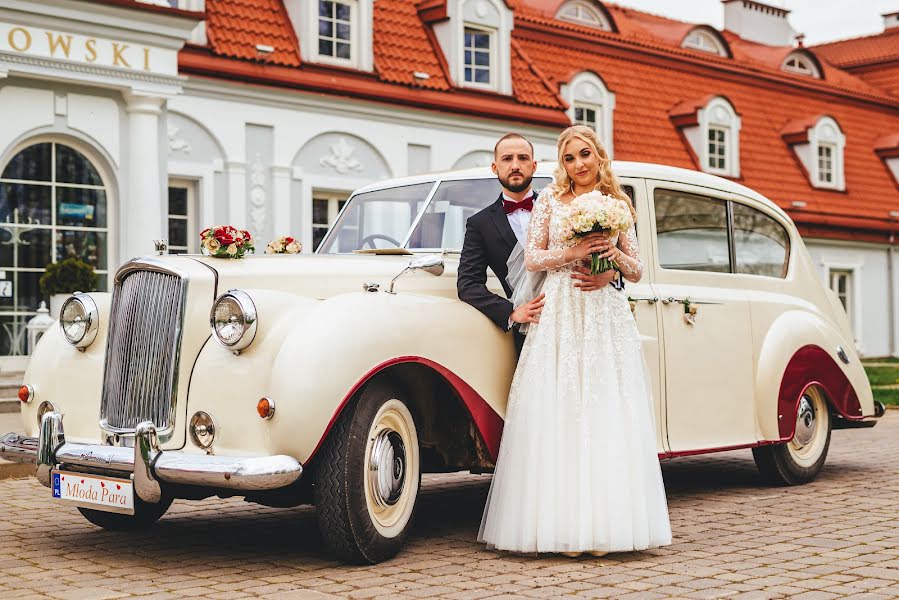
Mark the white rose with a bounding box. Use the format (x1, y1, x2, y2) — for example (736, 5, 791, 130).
(286, 241, 301, 254)
(226, 243, 238, 256)
(205, 237, 221, 253)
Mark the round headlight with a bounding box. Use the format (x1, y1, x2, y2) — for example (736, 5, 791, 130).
(59, 294, 99, 349)
(210, 290, 257, 352)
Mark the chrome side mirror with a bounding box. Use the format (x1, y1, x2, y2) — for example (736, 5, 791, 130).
(387, 255, 445, 294)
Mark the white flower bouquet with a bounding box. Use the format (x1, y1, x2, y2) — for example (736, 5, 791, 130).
(559, 191, 633, 274)
(266, 236, 302, 254)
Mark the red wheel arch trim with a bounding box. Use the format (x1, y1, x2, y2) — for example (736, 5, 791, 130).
(777, 344, 863, 440)
(307, 356, 504, 463)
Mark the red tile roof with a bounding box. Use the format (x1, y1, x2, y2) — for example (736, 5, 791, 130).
(183, 0, 899, 241)
(813, 28, 899, 68)
(205, 0, 300, 67)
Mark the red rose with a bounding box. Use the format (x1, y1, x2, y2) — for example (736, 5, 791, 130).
(216, 229, 234, 245)
(243, 230, 251, 240)
(285, 237, 295, 244)
(200, 227, 211, 238)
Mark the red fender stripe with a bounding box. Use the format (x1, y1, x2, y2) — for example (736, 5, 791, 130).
(777, 345, 863, 440)
(307, 356, 504, 463)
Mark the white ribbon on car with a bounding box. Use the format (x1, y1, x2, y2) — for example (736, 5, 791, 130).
(505, 242, 545, 334)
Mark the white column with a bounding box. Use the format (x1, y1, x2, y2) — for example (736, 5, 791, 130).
(226, 161, 247, 228)
(124, 92, 164, 260)
(271, 165, 292, 237)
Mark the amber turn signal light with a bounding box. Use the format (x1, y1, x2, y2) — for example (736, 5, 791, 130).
(18, 385, 33, 404)
(257, 397, 275, 419)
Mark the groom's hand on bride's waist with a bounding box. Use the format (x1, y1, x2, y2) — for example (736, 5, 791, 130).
(571, 266, 616, 292)
(510, 293, 545, 326)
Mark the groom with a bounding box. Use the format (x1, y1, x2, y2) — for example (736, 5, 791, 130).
(457, 133, 620, 352)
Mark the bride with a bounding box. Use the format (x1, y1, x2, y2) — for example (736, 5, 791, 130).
(478, 125, 672, 555)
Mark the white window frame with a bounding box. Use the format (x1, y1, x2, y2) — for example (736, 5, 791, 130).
(707, 125, 728, 172)
(316, 0, 356, 67)
(560, 71, 616, 158)
(682, 28, 727, 56)
(782, 51, 822, 78)
(462, 26, 495, 89)
(312, 191, 349, 252)
(810, 117, 846, 191)
(817, 144, 834, 185)
(429, 0, 513, 94)
(287, 0, 373, 72)
(698, 96, 741, 178)
(167, 179, 198, 254)
(573, 102, 600, 133)
(555, 0, 612, 30)
(821, 258, 863, 353)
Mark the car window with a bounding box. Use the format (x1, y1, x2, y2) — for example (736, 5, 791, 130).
(654, 188, 730, 273)
(732, 202, 790, 278)
(407, 177, 552, 249)
(318, 182, 435, 253)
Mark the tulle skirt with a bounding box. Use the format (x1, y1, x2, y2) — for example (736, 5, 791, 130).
(478, 271, 672, 553)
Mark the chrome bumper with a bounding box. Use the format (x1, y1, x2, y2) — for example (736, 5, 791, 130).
(0, 412, 302, 504)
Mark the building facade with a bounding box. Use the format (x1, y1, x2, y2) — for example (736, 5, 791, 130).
(0, 0, 897, 367)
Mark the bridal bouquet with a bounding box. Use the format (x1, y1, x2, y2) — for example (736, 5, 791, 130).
(559, 191, 633, 274)
(200, 225, 255, 259)
(266, 236, 302, 254)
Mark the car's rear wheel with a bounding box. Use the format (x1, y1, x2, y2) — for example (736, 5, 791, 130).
(78, 496, 173, 530)
(753, 386, 831, 485)
(314, 381, 421, 564)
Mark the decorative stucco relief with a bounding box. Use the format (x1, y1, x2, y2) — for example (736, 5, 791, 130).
(249, 153, 266, 235)
(320, 137, 364, 174)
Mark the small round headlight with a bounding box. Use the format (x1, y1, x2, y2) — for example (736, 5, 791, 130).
(189, 411, 217, 450)
(210, 290, 257, 352)
(59, 294, 99, 349)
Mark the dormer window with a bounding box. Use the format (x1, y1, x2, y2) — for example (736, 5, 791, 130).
(319, 1, 353, 61)
(782, 50, 822, 78)
(286, 0, 374, 71)
(561, 71, 616, 157)
(669, 95, 741, 178)
(681, 27, 729, 57)
(781, 115, 846, 190)
(425, 0, 513, 94)
(556, 1, 613, 31)
(464, 27, 493, 86)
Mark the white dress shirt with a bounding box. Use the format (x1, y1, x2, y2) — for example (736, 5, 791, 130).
(502, 191, 534, 245)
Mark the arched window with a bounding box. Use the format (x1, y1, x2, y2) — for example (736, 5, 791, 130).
(782, 51, 822, 78)
(681, 27, 729, 57)
(701, 97, 741, 177)
(556, 1, 613, 31)
(0, 141, 108, 355)
(560, 71, 616, 157)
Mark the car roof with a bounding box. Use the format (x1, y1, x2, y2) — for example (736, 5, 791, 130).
(351, 160, 787, 220)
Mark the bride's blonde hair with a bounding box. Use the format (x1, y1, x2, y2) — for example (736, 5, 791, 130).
(551, 125, 636, 221)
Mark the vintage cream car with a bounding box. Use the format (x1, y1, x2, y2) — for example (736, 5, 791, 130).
(0, 161, 884, 564)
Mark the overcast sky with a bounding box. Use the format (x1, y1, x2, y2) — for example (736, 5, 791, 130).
(608, 0, 895, 45)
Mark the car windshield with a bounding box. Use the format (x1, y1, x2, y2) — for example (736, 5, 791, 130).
(318, 182, 436, 254)
(318, 176, 553, 254)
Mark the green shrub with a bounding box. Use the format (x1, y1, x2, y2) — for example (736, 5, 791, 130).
(39, 258, 96, 296)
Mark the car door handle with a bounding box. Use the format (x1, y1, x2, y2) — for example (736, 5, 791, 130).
(661, 297, 721, 305)
(628, 296, 658, 303)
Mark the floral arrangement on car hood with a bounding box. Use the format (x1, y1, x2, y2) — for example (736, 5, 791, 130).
(266, 236, 302, 254)
(200, 226, 255, 259)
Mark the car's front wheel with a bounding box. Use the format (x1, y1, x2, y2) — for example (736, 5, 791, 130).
(78, 495, 173, 530)
(314, 380, 421, 564)
(753, 386, 832, 485)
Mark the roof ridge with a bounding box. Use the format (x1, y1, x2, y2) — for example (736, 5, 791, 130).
(813, 26, 899, 50)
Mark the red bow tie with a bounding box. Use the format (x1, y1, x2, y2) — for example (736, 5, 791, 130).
(503, 196, 534, 215)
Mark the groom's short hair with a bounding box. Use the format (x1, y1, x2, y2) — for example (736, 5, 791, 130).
(494, 133, 534, 159)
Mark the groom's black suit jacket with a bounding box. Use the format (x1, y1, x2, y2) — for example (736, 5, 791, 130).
(457, 194, 520, 332)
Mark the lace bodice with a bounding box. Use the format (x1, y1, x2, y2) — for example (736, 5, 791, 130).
(524, 188, 643, 282)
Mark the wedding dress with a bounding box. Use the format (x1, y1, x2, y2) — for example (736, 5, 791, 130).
(478, 188, 672, 554)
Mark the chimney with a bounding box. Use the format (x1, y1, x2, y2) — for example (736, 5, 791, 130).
(722, 0, 797, 46)
(885, 11, 899, 30)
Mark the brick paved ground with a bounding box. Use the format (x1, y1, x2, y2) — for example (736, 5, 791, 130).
(1, 413, 897, 600)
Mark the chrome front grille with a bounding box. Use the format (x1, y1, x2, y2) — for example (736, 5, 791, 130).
(100, 268, 185, 432)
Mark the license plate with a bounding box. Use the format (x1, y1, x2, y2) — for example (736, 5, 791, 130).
(52, 470, 135, 515)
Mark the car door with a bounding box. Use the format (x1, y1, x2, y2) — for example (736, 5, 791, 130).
(646, 180, 756, 453)
(620, 178, 667, 454)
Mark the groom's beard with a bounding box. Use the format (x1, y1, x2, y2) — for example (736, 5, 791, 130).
(499, 173, 533, 194)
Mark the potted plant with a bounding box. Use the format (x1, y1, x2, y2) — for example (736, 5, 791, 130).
(39, 258, 97, 319)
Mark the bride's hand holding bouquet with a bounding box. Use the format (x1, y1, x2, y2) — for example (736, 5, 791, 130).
(559, 191, 633, 274)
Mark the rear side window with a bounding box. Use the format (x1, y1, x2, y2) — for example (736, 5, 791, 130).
(654, 189, 730, 273)
(732, 203, 790, 278)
